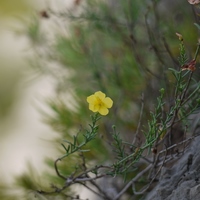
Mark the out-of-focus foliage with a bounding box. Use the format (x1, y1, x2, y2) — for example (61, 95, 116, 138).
(0, 0, 36, 119)
(0, 0, 34, 19)
(0, 67, 21, 118)
(0, 1, 41, 200)
(39, 0, 199, 137)
(7, 0, 200, 199)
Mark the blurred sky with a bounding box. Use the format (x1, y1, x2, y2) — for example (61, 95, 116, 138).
(0, 0, 75, 184)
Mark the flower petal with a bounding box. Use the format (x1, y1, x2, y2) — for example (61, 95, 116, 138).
(98, 106, 109, 115)
(103, 97, 113, 108)
(95, 91, 105, 100)
(89, 104, 95, 112)
(87, 95, 96, 104)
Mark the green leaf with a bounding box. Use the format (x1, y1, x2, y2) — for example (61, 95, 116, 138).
(78, 149, 90, 152)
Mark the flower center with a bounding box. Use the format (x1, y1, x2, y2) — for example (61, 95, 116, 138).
(96, 97, 103, 106)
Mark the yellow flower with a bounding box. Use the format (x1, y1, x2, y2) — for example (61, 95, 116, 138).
(87, 91, 113, 116)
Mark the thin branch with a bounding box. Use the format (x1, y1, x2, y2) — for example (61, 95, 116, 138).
(72, 165, 111, 181)
(70, 174, 106, 183)
(132, 93, 144, 146)
(157, 134, 198, 157)
(79, 182, 112, 200)
(113, 164, 152, 200)
(162, 36, 179, 66)
(132, 145, 168, 195)
(54, 158, 67, 180)
(89, 178, 113, 200)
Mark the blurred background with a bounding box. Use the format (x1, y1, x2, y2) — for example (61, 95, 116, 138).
(0, 0, 76, 198)
(0, 0, 200, 199)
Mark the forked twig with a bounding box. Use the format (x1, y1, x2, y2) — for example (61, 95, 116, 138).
(113, 164, 152, 200)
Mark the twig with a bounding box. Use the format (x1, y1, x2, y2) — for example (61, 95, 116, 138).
(89, 179, 113, 200)
(132, 145, 168, 195)
(54, 158, 67, 180)
(69, 174, 106, 183)
(71, 165, 111, 181)
(162, 36, 179, 66)
(132, 93, 144, 146)
(157, 134, 198, 157)
(78, 182, 110, 199)
(113, 164, 152, 200)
